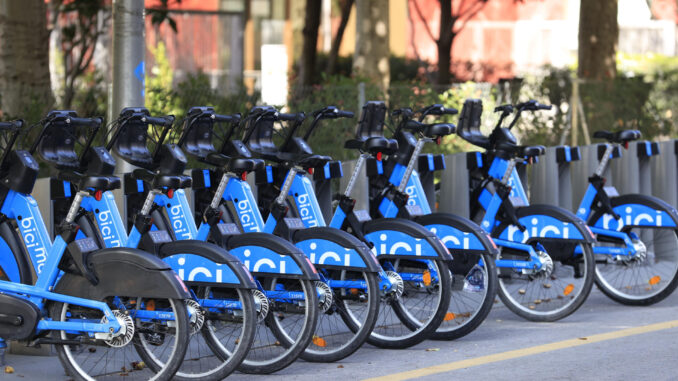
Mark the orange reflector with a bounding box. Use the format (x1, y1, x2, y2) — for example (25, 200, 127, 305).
(350, 288, 359, 295)
(444, 312, 456, 321)
(146, 299, 156, 311)
(94, 190, 102, 201)
(167, 189, 174, 199)
(563, 284, 574, 296)
(312, 336, 327, 347)
(422, 270, 432, 286)
(649, 276, 661, 285)
(241, 171, 247, 181)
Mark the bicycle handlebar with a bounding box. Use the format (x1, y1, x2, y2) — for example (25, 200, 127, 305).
(515, 100, 552, 111)
(0, 120, 23, 131)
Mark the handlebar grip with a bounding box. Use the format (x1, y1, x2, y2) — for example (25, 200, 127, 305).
(443, 107, 458, 115)
(214, 114, 234, 123)
(0, 120, 23, 130)
(337, 110, 354, 118)
(145, 115, 174, 126)
(68, 117, 102, 127)
(405, 120, 424, 130)
(538, 104, 552, 110)
(279, 112, 304, 121)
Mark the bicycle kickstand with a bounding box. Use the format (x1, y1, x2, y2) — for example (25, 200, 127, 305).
(0, 338, 6, 366)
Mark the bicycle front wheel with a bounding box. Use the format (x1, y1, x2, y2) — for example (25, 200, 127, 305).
(138, 286, 256, 381)
(368, 258, 451, 349)
(432, 252, 497, 340)
(498, 242, 594, 321)
(238, 276, 318, 374)
(301, 268, 379, 362)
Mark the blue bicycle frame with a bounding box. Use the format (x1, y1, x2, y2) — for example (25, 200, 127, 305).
(0, 189, 155, 351)
(573, 143, 677, 257)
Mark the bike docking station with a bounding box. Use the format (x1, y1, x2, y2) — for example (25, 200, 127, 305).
(651, 140, 678, 208)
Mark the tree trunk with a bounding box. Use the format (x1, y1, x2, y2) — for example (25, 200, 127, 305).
(326, 0, 354, 75)
(578, 0, 618, 80)
(436, 0, 455, 85)
(0, 0, 54, 118)
(297, 0, 322, 90)
(353, 0, 389, 90)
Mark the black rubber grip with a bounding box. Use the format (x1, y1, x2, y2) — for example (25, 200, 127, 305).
(338, 110, 354, 118)
(69, 117, 102, 127)
(538, 104, 552, 110)
(278, 113, 300, 121)
(444, 107, 458, 115)
(214, 114, 233, 123)
(0, 120, 22, 130)
(145, 116, 174, 126)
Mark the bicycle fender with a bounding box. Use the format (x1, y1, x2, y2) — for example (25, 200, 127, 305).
(158, 240, 256, 289)
(588, 194, 678, 231)
(54, 247, 190, 300)
(494, 204, 595, 244)
(293, 227, 382, 273)
(363, 218, 453, 262)
(0, 220, 34, 284)
(226, 233, 320, 281)
(416, 213, 499, 256)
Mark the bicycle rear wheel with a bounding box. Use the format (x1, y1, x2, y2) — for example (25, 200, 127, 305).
(594, 227, 678, 305)
(51, 296, 189, 381)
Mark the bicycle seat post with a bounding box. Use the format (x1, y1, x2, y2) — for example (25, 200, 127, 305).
(595, 143, 616, 177)
(397, 138, 426, 192)
(276, 167, 297, 205)
(209, 172, 234, 209)
(501, 158, 519, 185)
(344, 153, 369, 197)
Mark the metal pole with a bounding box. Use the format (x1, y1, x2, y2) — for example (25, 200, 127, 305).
(111, 0, 145, 133)
(111, 0, 145, 223)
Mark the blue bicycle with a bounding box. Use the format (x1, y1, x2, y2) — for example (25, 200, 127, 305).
(65, 108, 321, 374)
(244, 105, 457, 348)
(0, 117, 192, 380)
(576, 130, 678, 305)
(459, 99, 596, 321)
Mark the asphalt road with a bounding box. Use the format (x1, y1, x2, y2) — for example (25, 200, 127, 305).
(4, 287, 678, 380)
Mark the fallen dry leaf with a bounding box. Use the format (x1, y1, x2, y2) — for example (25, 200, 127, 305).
(337, 365, 344, 368)
(5, 366, 15, 374)
(425, 348, 440, 352)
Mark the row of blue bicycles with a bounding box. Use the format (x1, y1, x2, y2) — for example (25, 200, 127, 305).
(0, 98, 677, 380)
